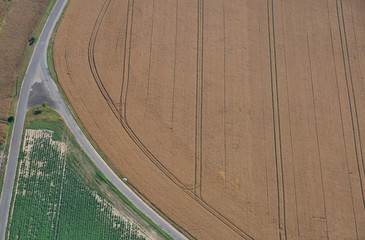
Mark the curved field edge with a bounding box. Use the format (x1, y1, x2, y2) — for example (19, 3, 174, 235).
(5, 107, 170, 239)
(0, 0, 58, 202)
(46, 2, 193, 239)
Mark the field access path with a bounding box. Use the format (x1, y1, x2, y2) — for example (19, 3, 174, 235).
(0, 0, 186, 239)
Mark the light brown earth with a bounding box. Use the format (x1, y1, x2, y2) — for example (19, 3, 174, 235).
(0, 0, 51, 146)
(54, 0, 365, 239)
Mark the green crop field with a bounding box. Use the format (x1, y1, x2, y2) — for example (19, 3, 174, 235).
(6, 107, 168, 240)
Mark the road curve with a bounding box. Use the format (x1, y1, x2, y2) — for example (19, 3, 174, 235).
(0, 0, 187, 239)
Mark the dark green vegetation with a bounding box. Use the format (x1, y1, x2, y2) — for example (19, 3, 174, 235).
(28, 36, 36, 45)
(6, 116, 13, 123)
(6, 107, 168, 240)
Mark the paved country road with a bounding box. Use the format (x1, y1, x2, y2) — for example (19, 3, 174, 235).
(0, 0, 187, 239)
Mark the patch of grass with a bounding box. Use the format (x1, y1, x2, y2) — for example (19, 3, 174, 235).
(0, 1, 12, 36)
(96, 171, 174, 240)
(0, 18, 6, 35)
(27, 106, 60, 121)
(0, 117, 14, 199)
(26, 107, 64, 141)
(46, 0, 70, 85)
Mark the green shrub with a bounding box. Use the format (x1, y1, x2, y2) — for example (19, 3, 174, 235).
(7, 115, 14, 123)
(29, 36, 36, 45)
(34, 108, 42, 115)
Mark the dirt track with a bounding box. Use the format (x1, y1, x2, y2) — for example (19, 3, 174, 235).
(54, 0, 365, 239)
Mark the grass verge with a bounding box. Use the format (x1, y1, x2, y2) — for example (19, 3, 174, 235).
(96, 170, 174, 240)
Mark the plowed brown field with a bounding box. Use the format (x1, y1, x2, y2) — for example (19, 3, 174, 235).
(54, 0, 365, 239)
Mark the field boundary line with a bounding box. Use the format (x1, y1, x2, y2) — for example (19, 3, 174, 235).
(223, 3, 227, 180)
(335, 0, 365, 207)
(120, 0, 131, 118)
(123, 0, 135, 124)
(348, 0, 365, 94)
(171, 0, 179, 129)
(267, 0, 287, 238)
(194, 0, 204, 198)
(279, 0, 300, 235)
(145, 0, 155, 104)
(54, 143, 67, 239)
(305, 33, 330, 240)
(326, 0, 359, 237)
(339, 0, 365, 193)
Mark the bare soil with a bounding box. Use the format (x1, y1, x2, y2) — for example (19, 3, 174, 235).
(0, 0, 51, 145)
(54, 0, 365, 239)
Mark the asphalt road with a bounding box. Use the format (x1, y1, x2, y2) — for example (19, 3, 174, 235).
(0, 0, 187, 239)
